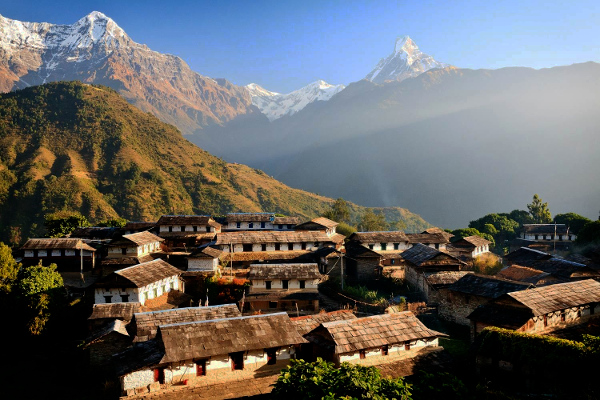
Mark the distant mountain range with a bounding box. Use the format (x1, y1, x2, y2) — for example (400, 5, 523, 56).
(0, 81, 431, 243)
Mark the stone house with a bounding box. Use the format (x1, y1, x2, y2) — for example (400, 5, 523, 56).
(157, 215, 222, 250)
(521, 224, 575, 242)
(244, 263, 322, 313)
(94, 259, 184, 306)
(20, 238, 97, 271)
(344, 243, 385, 281)
(496, 265, 560, 286)
(406, 233, 451, 251)
(121, 222, 158, 235)
(438, 274, 532, 325)
(399, 243, 466, 293)
(421, 227, 454, 241)
(468, 279, 600, 339)
(88, 302, 147, 331)
(294, 217, 339, 236)
(506, 257, 597, 283)
(291, 310, 357, 360)
(113, 312, 306, 396)
(224, 213, 300, 231)
(504, 247, 552, 266)
(422, 271, 473, 304)
(84, 319, 131, 371)
(304, 312, 445, 367)
(448, 235, 492, 259)
(129, 304, 241, 342)
(106, 231, 164, 259)
(348, 231, 411, 253)
(186, 246, 223, 272)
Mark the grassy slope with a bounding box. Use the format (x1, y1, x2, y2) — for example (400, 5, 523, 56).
(0, 82, 430, 243)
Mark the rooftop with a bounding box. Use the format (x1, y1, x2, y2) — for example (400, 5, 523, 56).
(248, 263, 322, 280)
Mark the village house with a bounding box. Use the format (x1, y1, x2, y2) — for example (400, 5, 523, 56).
(94, 259, 185, 307)
(438, 274, 532, 325)
(244, 263, 322, 314)
(468, 279, 600, 339)
(294, 217, 339, 236)
(129, 304, 241, 342)
(421, 227, 454, 241)
(70, 226, 121, 242)
(521, 224, 575, 242)
(344, 243, 385, 281)
(504, 247, 552, 266)
(399, 243, 466, 293)
(406, 233, 450, 251)
(348, 231, 410, 253)
(422, 271, 473, 304)
(186, 246, 223, 272)
(88, 302, 147, 331)
(496, 265, 560, 286)
(121, 222, 158, 235)
(157, 215, 222, 250)
(113, 312, 306, 396)
(497, 256, 598, 284)
(223, 213, 300, 231)
(20, 238, 97, 270)
(304, 311, 446, 367)
(448, 235, 492, 260)
(84, 319, 132, 371)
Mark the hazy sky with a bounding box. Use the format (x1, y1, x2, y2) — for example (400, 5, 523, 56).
(3, 0, 599, 93)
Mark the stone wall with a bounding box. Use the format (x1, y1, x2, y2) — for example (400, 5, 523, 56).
(438, 291, 489, 326)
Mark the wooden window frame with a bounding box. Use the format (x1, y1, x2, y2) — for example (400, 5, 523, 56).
(381, 345, 389, 356)
(230, 352, 244, 371)
(266, 348, 278, 365)
(359, 350, 366, 359)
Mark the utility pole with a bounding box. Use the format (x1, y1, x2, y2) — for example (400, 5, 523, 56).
(340, 252, 344, 290)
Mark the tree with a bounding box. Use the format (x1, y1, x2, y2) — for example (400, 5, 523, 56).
(508, 209, 534, 225)
(451, 228, 495, 247)
(97, 217, 128, 228)
(44, 211, 89, 237)
(576, 221, 600, 245)
(527, 194, 552, 224)
(336, 222, 357, 237)
(358, 209, 388, 232)
(554, 213, 592, 235)
(0, 242, 20, 294)
(323, 198, 351, 224)
(272, 358, 412, 400)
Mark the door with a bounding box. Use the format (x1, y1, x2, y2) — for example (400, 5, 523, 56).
(196, 360, 207, 376)
(154, 368, 165, 384)
(231, 352, 244, 370)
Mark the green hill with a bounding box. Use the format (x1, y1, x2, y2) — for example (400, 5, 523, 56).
(0, 82, 430, 244)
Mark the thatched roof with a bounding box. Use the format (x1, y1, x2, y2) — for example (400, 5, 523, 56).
(305, 312, 445, 354)
(248, 263, 321, 280)
(424, 271, 472, 287)
(21, 238, 96, 252)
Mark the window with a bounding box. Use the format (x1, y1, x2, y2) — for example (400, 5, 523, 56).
(104, 295, 112, 303)
(236, 222, 241, 229)
(535, 235, 538, 240)
(391, 259, 395, 265)
(266, 348, 277, 365)
(193, 226, 198, 232)
(543, 315, 548, 327)
(393, 243, 399, 250)
(299, 280, 306, 289)
(269, 301, 277, 309)
(368, 244, 374, 250)
(287, 224, 293, 229)
(249, 222, 254, 229)
(196, 360, 207, 376)
(206, 226, 210, 232)
(261, 222, 266, 229)
(230, 352, 244, 371)
(359, 350, 366, 359)
(301, 243, 307, 250)
(560, 310, 566, 322)
(261, 244, 267, 251)
(279, 224, 283, 229)
(282, 280, 289, 289)
(154, 368, 165, 383)
(181, 226, 185, 232)
(435, 243, 439, 250)
(121, 248, 127, 255)
(381, 345, 389, 356)
(120, 294, 130, 302)
(169, 226, 173, 232)
(265, 281, 272, 290)
(381, 243, 387, 250)
(405, 343, 411, 351)
(243, 244, 252, 252)
(275, 243, 281, 251)
(288, 243, 294, 250)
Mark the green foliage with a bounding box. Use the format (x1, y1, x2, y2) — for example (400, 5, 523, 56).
(272, 358, 412, 400)
(97, 217, 128, 227)
(527, 194, 552, 223)
(507, 209, 534, 225)
(336, 222, 357, 237)
(322, 198, 351, 224)
(450, 228, 495, 247)
(44, 211, 89, 238)
(0, 242, 20, 293)
(468, 214, 518, 245)
(554, 212, 592, 234)
(576, 220, 600, 245)
(358, 208, 388, 232)
(411, 371, 469, 400)
(16, 262, 64, 297)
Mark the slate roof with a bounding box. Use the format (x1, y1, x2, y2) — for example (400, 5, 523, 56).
(122, 221, 157, 231)
(400, 243, 462, 267)
(306, 312, 446, 354)
(453, 235, 492, 248)
(513, 258, 591, 281)
(88, 302, 146, 321)
(504, 247, 551, 265)
(467, 303, 534, 329)
(70, 227, 120, 240)
(448, 274, 532, 298)
(131, 304, 241, 342)
(113, 339, 164, 377)
(84, 319, 130, 345)
(225, 213, 275, 223)
(157, 215, 221, 228)
(248, 263, 321, 280)
(219, 250, 312, 263)
(422, 228, 454, 241)
(522, 224, 569, 235)
(506, 279, 600, 316)
(21, 238, 96, 252)
(100, 254, 157, 267)
(110, 231, 163, 247)
(424, 271, 473, 287)
(157, 313, 307, 363)
(406, 233, 450, 245)
(497, 265, 551, 284)
(188, 246, 223, 259)
(245, 289, 320, 302)
(273, 217, 301, 225)
(294, 217, 339, 230)
(291, 310, 357, 335)
(97, 259, 182, 288)
(345, 243, 385, 258)
(215, 231, 343, 245)
(349, 231, 409, 243)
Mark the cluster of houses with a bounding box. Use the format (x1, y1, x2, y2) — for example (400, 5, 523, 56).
(14, 215, 600, 398)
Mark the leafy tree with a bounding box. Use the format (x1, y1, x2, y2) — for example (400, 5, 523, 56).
(358, 209, 388, 232)
(554, 213, 592, 235)
(410, 371, 469, 400)
(97, 217, 128, 228)
(527, 194, 552, 223)
(44, 211, 89, 238)
(576, 221, 600, 245)
(323, 198, 351, 224)
(508, 209, 534, 225)
(481, 223, 498, 236)
(336, 222, 357, 237)
(450, 228, 494, 246)
(272, 358, 412, 400)
(0, 242, 20, 294)
(469, 213, 519, 241)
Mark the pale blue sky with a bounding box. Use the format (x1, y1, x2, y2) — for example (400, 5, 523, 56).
(3, 0, 599, 92)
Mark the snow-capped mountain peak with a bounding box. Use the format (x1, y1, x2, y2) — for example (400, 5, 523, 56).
(366, 36, 449, 84)
(246, 80, 345, 121)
